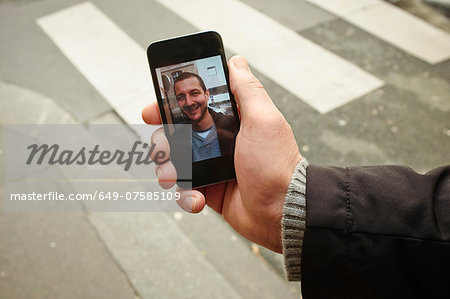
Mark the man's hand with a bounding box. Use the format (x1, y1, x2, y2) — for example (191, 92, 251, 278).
(142, 56, 301, 253)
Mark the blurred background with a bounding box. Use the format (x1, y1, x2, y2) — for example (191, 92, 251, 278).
(0, 0, 449, 298)
(156, 55, 234, 124)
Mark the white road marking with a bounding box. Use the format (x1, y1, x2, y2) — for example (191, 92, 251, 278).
(307, 0, 450, 64)
(38, 0, 383, 115)
(154, 0, 383, 114)
(306, 0, 379, 15)
(37, 2, 154, 124)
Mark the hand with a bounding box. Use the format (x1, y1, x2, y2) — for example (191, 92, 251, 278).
(142, 56, 301, 253)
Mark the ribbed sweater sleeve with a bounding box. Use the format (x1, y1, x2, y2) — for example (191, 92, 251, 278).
(281, 159, 308, 281)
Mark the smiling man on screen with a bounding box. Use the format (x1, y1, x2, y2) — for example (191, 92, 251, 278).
(173, 72, 237, 162)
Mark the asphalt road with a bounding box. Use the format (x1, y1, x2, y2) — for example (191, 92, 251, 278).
(0, 0, 449, 298)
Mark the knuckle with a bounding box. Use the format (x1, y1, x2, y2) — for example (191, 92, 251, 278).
(245, 76, 264, 90)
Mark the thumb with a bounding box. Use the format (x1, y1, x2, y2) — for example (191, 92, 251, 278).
(228, 56, 273, 119)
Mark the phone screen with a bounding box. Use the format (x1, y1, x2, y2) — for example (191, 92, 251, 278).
(154, 55, 238, 163)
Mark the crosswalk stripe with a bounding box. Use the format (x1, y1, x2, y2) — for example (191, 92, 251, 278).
(38, 0, 383, 116)
(37, 2, 153, 124)
(307, 0, 450, 64)
(154, 0, 383, 114)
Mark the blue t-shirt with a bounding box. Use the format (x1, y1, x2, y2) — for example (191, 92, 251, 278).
(192, 124, 222, 162)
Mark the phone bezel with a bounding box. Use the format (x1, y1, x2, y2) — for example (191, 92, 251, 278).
(147, 31, 240, 188)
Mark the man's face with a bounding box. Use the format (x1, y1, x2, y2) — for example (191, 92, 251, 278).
(174, 77, 209, 122)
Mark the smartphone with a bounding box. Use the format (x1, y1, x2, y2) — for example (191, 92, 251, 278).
(147, 31, 240, 188)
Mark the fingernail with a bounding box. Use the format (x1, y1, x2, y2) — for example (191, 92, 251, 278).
(191, 196, 198, 212)
(156, 168, 162, 179)
(183, 196, 197, 212)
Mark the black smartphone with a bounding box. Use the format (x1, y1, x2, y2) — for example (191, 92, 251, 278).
(147, 31, 240, 188)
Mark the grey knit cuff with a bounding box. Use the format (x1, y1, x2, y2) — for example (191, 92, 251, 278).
(282, 158, 308, 281)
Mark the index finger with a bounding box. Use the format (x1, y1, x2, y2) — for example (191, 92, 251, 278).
(142, 102, 162, 125)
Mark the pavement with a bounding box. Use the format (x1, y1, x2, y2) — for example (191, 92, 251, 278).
(1, 0, 449, 298)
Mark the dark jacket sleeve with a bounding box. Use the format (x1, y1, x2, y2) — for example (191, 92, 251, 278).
(301, 165, 450, 299)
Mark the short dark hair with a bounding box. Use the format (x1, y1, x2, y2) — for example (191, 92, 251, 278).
(173, 72, 207, 94)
